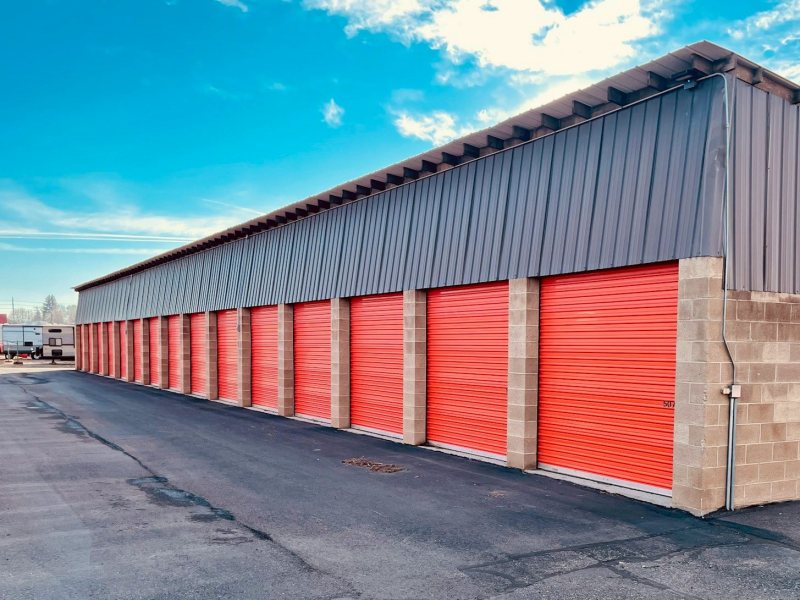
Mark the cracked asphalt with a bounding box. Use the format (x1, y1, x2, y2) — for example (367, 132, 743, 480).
(2, 367, 800, 599)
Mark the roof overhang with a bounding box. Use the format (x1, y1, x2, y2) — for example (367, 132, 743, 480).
(75, 41, 800, 292)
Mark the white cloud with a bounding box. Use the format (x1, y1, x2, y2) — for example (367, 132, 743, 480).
(726, 1, 800, 82)
(392, 75, 594, 145)
(215, 0, 249, 12)
(393, 110, 474, 145)
(322, 98, 345, 127)
(305, 0, 659, 77)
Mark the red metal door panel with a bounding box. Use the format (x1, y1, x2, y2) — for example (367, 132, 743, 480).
(251, 306, 278, 409)
(133, 320, 143, 382)
(350, 293, 403, 435)
(106, 322, 114, 375)
(168, 315, 181, 390)
(427, 282, 508, 456)
(190, 313, 207, 396)
(119, 321, 128, 380)
(149, 318, 160, 387)
(294, 301, 331, 420)
(81, 325, 89, 371)
(538, 262, 678, 492)
(91, 323, 99, 373)
(217, 309, 239, 402)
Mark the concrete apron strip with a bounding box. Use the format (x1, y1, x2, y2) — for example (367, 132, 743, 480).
(529, 467, 673, 509)
(425, 441, 507, 466)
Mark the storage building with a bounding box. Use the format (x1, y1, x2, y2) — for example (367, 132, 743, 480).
(74, 42, 800, 516)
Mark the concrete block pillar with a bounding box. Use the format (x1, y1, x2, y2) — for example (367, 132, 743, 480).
(99, 322, 108, 376)
(125, 321, 135, 383)
(277, 304, 294, 416)
(75, 325, 82, 371)
(239, 308, 252, 407)
(507, 278, 540, 470)
(141, 318, 151, 386)
(206, 312, 218, 400)
(180, 314, 191, 394)
(112, 321, 121, 378)
(403, 290, 427, 445)
(159, 316, 169, 389)
(331, 298, 351, 428)
(672, 257, 730, 515)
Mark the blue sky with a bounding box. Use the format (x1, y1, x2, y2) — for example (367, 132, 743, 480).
(1, 0, 798, 312)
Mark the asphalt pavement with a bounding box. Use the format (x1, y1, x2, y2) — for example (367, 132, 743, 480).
(1, 367, 799, 599)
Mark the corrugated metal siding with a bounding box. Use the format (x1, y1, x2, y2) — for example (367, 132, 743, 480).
(730, 79, 800, 293)
(538, 263, 678, 491)
(76, 79, 726, 323)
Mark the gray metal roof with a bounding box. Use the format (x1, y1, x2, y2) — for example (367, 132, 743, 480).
(76, 77, 727, 323)
(74, 41, 799, 292)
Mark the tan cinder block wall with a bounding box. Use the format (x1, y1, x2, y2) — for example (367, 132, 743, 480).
(277, 304, 294, 416)
(674, 256, 800, 515)
(112, 321, 121, 378)
(99, 322, 108, 376)
(673, 257, 731, 515)
(239, 308, 252, 407)
(507, 278, 539, 469)
(125, 321, 135, 382)
(727, 288, 800, 507)
(206, 312, 218, 400)
(141, 318, 151, 386)
(159, 316, 169, 389)
(331, 298, 351, 428)
(403, 290, 426, 445)
(179, 315, 191, 394)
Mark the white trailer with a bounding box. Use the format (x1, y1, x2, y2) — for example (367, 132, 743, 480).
(42, 325, 75, 360)
(1, 325, 43, 359)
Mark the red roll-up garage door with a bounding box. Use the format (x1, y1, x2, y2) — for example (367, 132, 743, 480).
(91, 323, 99, 373)
(119, 321, 128, 380)
(168, 315, 181, 390)
(106, 322, 114, 376)
(350, 293, 403, 436)
(133, 320, 143, 383)
(251, 306, 278, 410)
(427, 281, 508, 457)
(81, 325, 89, 371)
(538, 262, 678, 493)
(149, 318, 161, 387)
(190, 313, 207, 396)
(294, 300, 331, 421)
(217, 309, 238, 402)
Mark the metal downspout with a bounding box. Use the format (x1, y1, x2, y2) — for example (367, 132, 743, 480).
(710, 72, 738, 511)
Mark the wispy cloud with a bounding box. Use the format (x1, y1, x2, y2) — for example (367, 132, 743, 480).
(214, 0, 249, 13)
(0, 231, 193, 243)
(0, 183, 249, 239)
(322, 98, 345, 127)
(0, 242, 168, 256)
(726, 1, 800, 81)
(304, 0, 660, 77)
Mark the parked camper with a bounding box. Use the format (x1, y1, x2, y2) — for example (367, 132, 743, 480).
(1, 325, 43, 359)
(42, 325, 75, 360)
